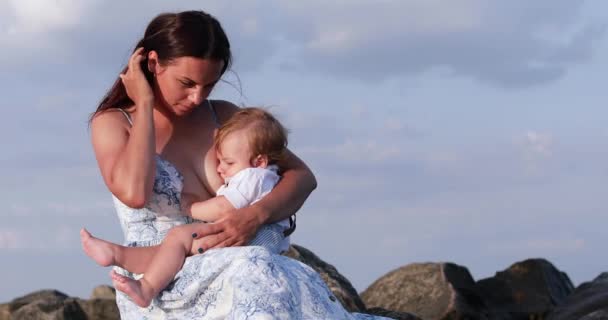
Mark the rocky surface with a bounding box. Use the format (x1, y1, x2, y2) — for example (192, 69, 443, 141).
(360, 258, 604, 320)
(283, 244, 420, 319)
(476, 258, 574, 319)
(365, 307, 423, 320)
(89, 285, 116, 300)
(0, 287, 118, 320)
(2, 246, 606, 320)
(283, 244, 367, 312)
(361, 262, 490, 320)
(547, 272, 608, 320)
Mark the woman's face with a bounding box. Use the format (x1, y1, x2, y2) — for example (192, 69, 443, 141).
(152, 55, 224, 115)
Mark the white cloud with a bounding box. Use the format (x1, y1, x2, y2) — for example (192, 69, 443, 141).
(523, 131, 553, 157)
(6, 0, 93, 34)
(1, 0, 602, 86)
(516, 130, 554, 175)
(294, 0, 484, 54)
(0, 229, 20, 249)
(273, 1, 604, 86)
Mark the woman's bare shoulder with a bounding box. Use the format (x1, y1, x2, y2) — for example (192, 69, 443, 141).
(90, 109, 132, 151)
(91, 108, 132, 130)
(209, 99, 240, 123)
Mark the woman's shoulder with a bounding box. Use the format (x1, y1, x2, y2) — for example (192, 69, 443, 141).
(90, 108, 133, 138)
(91, 107, 133, 126)
(208, 99, 240, 123)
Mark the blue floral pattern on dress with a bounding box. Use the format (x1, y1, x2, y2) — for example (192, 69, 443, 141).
(112, 156, 390, 319)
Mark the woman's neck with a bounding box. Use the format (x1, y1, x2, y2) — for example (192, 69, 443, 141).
(152, 104, 178, 153)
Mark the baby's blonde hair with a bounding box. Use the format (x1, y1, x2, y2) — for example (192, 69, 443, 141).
(214, 107, 288, 165)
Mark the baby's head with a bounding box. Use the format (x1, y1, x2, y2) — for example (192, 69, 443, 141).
(215, 107, 288, 180)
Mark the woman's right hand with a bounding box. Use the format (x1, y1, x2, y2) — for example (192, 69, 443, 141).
(120, 47, 154, 107)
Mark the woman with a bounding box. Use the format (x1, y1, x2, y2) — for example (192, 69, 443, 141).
(91, 10, 388, 319)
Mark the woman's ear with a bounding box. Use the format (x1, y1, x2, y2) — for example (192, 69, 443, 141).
(252, 155, 269, 168)
(147, 50, 160, 74)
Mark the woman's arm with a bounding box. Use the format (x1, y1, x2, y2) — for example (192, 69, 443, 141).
(91, 48, 156, 208)
(190, 154, 316, 250)
(250, 150, 317, 224)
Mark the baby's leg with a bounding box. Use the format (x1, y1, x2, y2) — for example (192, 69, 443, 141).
(80, 228, 158, 274)
(111, 270, 151, 308)
(112, 224, 199, 307)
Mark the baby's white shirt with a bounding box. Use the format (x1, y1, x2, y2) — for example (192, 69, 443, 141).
(216, 165, 291, 231)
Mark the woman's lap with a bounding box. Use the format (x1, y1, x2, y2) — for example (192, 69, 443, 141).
(115, 246, 388, 319)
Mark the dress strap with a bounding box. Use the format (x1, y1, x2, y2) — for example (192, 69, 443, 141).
(117, 108, 133, 126)
(207, 100, 220, 127)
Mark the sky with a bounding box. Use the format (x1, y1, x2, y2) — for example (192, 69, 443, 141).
(1, 0, 607, 302)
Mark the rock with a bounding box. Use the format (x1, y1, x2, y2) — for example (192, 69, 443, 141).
(3, 289, 119, 320)
(0, 304, 9, 320)
(547, 272, 608, 320)
(361, 262, 490, 320)
(77, 298, 120, 320)
(90, 285, 116, 300)
(9, 292, 87, 320)
(8, 289, 68, 313)
(365, 307, 423, 320)
(283, 244, 367, 312)
(476, 258, 574, 320)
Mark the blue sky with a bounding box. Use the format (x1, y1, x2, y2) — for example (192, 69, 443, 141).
(1, 0, 607, 302)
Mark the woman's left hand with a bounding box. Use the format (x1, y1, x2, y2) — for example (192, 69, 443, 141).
(190, 206, 264, 251)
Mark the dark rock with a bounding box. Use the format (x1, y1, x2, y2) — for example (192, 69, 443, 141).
(365, 307, 423, 320)
(0, 304, 9, 320)
(283, 244, 367, 312)
(8, 289, 68, 313)
(90, 285, 116, 300)
(361, 262, 490, 320)
(578, 310, 608, 320)
(77, 298, 120, 320)
(10, 296, 87, 320)
(476, 258, 574, 320)
(547, 272, 608, 320)
(3, 288, 119, 320)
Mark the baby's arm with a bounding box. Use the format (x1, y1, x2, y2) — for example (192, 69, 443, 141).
(187, 196, 236, 222)
(186, 168, 277, 222)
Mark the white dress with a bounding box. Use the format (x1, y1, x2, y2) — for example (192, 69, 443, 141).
(112, 155, 389, 319)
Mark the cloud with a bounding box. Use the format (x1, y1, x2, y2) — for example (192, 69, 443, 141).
(0, 229, 20, 250)
(0, 225, 75, 251)
(516, 130, 554, 175)
(5, 0, 92, 34)
(273, 1, 605, 87)
(0, 0, 101, 68)
(522, 131, 553, 157)
(2, 1, 604, 87)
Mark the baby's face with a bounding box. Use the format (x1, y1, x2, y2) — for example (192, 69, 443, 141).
(216, 129, 253, 181)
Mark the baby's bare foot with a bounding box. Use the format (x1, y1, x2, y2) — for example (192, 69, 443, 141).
(80, 228, 116, 267)
(111, 270, 152, 308)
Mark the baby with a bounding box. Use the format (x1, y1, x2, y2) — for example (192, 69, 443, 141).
(81, 107, 293, 307)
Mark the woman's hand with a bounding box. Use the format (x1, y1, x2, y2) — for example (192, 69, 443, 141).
(120, 47, 154, 107)
(190, 206, 264, 251)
